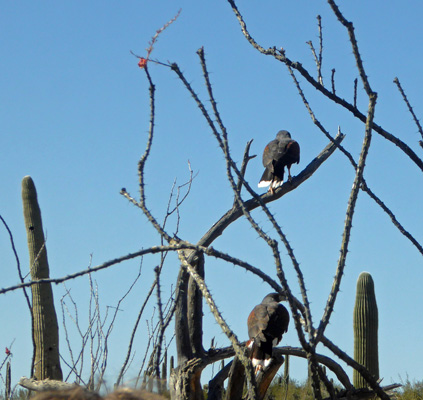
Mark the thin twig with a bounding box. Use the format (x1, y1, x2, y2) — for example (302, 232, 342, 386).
(121, 67, 173, 243)
(0, 215, 35, 376)
(331, 68, 336, 94)
(393, 77, 423, 142)
(306, 40, 321, 85)
(115, 266, 155, 386)
(61, 287, 87, 383)
(317, 15, 323, 85)
(306, 15, 323, 86)
(153, 266, 165, 378)
(354, 78, 358, 108)
(234, 139, 256, 201)
(97, 264, 143, 389)
(360, 181, 423, 255)
(0, 216, 31, 309)
(133, 9, 181, 69)
(326, 0, 373, 95)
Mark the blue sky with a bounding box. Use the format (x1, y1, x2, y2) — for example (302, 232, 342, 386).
(1, 0, 423, 391)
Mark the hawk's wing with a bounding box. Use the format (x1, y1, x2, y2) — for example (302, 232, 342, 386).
(248, 302, 289, 344)
(262, 138, 294, 171)
(248, 303, 271, 342)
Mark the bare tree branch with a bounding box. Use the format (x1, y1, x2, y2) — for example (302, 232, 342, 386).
(326, 0, 373, 95)
(354, 78, 358, 109)
(234, 139, 256, 200)
(0, 215, 35, 377)
(360, 180, 423, 255)
(320, 336, 391, 400)
(331, 68, 336, 94)
(225, 0, 423, 173)
(316, 93, 377, 345)
(393, 76, 423, 143)
(115, 274, 155, 387)
(121, 67, 173, 243)
(198, 133, 345, 248)
(306, 15, 323, 85)
(317, 15, 324, 84)
(288, 61, 423, 257)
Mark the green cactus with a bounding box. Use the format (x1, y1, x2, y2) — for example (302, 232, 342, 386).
(22, 176, 62, 381)
(353, 272, 379, 388)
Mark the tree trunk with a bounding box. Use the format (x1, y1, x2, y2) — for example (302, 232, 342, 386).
(187, 252, 204, 356)
(172, 250, 205, 399)
(169, 358, 204, 400)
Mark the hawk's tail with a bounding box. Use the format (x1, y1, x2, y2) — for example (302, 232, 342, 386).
(258, 168, 283, 188)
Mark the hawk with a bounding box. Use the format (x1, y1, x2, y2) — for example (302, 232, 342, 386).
(247, 292, 290, 373)
(258, 130, 300, 192)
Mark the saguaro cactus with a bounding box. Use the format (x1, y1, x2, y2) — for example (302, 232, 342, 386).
(353, 272, 379, 388)
(22, 176, 63, 380)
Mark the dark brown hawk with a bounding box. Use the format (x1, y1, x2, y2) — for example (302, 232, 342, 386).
(258, 130, 300, 192)
(247, 292, 290, 373)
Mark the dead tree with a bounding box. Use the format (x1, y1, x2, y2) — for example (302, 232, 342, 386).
(123, 1, 422, 399)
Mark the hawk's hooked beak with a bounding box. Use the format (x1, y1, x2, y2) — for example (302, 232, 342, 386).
(277, 292, 288, 302)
